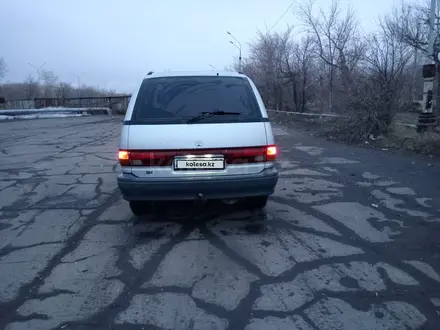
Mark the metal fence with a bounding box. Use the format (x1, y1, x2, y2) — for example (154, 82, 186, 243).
(0, 95, 131, 110)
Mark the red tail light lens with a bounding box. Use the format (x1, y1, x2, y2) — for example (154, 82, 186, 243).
(118, 145, 277, 166)
(130, 151, 174, 166)
(226, 146, 266, 164)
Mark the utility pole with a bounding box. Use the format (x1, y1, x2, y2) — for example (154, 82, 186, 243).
(229, 41, 241, 71)
(227, 31, 242, 72)
(71, 72, 85, 97)
(418, 0, 438, 131)
(412, 47, 419, 101)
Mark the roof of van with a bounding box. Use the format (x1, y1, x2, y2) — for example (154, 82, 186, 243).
(144, 71, 246, 78)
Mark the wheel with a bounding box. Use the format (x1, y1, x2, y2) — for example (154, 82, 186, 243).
(245, 196, 268, 210)
(129, 201, 149, 216)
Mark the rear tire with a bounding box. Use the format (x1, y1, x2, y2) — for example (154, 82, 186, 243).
(245, 196, 268, 210)
(129, 201, 149, 216)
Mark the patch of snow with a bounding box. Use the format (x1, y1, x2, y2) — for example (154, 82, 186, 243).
(0, 106, 111, 121)
(0, 113, 87, 120)
(20, 113, 86, 119)
(4, 107, 110, 113)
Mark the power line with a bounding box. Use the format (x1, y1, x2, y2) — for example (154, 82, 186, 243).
(267, 0, 296, 34)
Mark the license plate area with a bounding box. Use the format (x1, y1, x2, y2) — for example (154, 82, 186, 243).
(174, 155, 225, 171)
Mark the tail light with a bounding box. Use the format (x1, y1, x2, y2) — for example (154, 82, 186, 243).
(266, 145, 277, 161)
(118, 150, 174, 166)
(118, 145, 278, 166)
(118, 150, 130, 166)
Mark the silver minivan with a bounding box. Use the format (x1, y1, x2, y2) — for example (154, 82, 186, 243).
(117, 71, 278, 215)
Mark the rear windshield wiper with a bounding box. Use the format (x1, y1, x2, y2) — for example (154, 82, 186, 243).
(187, 111, 240, 123)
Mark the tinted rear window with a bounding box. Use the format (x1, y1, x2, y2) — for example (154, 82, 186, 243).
(130, 76, 263, 124)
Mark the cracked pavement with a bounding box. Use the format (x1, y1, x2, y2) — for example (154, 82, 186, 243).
(1, 116, 440, 330)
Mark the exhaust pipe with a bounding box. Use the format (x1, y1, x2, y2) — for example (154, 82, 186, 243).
(194, 193, 207, 207)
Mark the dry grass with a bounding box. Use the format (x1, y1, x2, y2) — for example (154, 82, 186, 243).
(395, 112, 419, 125)
(269, 110, 440, 155)
(380, 123, 440, 154)
(114, 108, 126, 115)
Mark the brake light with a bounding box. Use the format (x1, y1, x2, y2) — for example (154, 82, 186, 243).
(118, 145, 277, 166)
(118, 150, 130, 166)
(266, 145, 277, 161)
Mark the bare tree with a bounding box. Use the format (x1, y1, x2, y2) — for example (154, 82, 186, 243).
(2, 68, 113, 102)
(58, 82, 75, 99)
(386, 1, 430, 55)
(386, 1, 440, 111)
(242, 27, 319, 112)
(40, 69, 59, 98)
(337, 19, 413, 140)
(24, 75, 39, 99)
(246, 28, 294, 110)
(41, 69, 58, 85)
(298, 0, 360, 111)
(222, 0, 425, 142)
(292, 36, 315, 112)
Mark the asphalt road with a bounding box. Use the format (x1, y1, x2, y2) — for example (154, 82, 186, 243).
(1, 116, 440, 330)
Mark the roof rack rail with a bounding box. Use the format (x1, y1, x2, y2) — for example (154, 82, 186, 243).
(147, 71, 154, 75)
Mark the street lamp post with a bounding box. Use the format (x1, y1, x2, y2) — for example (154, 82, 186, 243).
(28, 62, 46, 83)
(227, 31, 242, 72)
(417, 0, 438, 131)
(72, 72, 85, 89)
(71, 72, 85, 97)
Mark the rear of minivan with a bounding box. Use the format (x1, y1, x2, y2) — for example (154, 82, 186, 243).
(117, 71, 278, 215)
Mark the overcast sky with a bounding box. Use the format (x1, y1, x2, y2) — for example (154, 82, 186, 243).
(2, 0, 399, 93)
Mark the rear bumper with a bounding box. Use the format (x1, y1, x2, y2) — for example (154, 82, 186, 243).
(117, 167, 278, 201)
